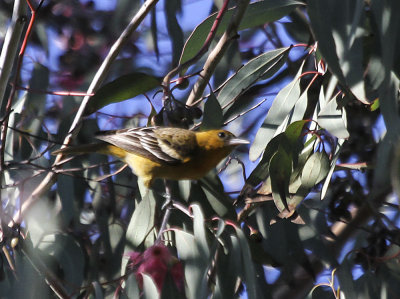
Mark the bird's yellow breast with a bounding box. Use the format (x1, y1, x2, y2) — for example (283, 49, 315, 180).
(123, 146, 232, 187)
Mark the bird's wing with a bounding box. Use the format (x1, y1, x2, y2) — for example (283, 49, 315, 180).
(95, 127, 187, 165)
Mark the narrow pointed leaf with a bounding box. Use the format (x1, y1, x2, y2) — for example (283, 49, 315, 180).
(300, 151, 330, 188)
(269, 148, 292, 212)
(85, 72, 161, 115)
(317, 97, 349, 139)
(234, 227, 259, 299)
(125, 193, 156, 249)
(143, 273, 160, 299)
(250, 62, 304, 160)
(201, 92, 223, 130)
(218, 47, 291, 109)
(191, 204, 210, 261)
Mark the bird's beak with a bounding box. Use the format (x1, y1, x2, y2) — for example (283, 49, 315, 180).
(228, 138, 250, 146)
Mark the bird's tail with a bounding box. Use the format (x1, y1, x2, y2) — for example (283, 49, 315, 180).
(52, 143, 114, 157)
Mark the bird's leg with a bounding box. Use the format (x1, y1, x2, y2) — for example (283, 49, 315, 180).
(156, 180, 174, 242)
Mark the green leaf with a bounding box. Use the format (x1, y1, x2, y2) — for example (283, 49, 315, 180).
(308, 0, 368, 104)
(37, 234, 85, 293)
(201, 92, 223, 130)
(288, 151, 330, 208)
(249, 61, 304, 161)
(10, 243, 53, 298)
(174, 230, 208, 299)
(161, 270, 185, 299)
(284, 120, 308, 156)
(289, 85, 311, 123)
(269, 147, 292, 212)
(150, 8, 159, 60)
(85, 72, 161, 115)
(124, 273, 140, 299)
(191, 204, 210, 261)
(218, 47, 291, 110)
(164, 0, 184, 66)
(321, 139, 345, 200)
(369, 98, 379, 111)
(337, 259, 358, 299)
(125, 192, 156, 250)
(215, 235, 241, 299)
(25, 63, 49, 139)
(5, 92, 27, 161)
(143, 273, 160, 299)
(199, 173, 236, 218)
(371, 0, 400, 78)
(233, 227, 259, 299)
(245, 120, 307, 192)
(180, 0, 304, 70)
(392, 142, 400, 200)
(109, 222, 125, 254)
(92, 281, 104, 299)
(57, 170, 79, 225)
(317, 93, 349, 139)
(25, 199, 59, 247)
(300, 151, 330, 189)
(245, 133, 283, 188)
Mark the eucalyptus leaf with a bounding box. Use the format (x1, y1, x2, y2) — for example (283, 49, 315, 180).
(164, 0, 184, 66)
(199, 173, 236, 218)
(201, 92, 223, 130)
(317, 95, 349, 139)
(250, 62, 304, 161)
(245, 120, 308, 190)
(92, 281, 104, 299)
(234, 227, 259, 299)
(321, 139, 345, 200)
(85, 72, 161, 115)
(124, 273, 140, 299)
(300, 151, 330, 189)
(143, 273, 160, 299)
(37, 234, 85, 293)
(191, 204, 210, 261)
(180, 0, 304, 70)
(125, 192, 156, 250)
(215, 235, 241, 299)
(269, 147, 292, 212)
(175, 230, 208, 299)
(308, 0, 368, 104)
(218, 47, 291, 109)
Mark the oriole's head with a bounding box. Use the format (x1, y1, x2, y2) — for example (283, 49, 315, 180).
(195, 129, 249, 151)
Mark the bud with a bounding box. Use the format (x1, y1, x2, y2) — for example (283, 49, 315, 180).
(126, 244, 185, 293)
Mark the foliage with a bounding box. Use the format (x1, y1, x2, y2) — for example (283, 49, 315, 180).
(1, 0, 400, 298)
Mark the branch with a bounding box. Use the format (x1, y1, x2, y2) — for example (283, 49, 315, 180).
(161, 0, 231, 100)
(186, 0, 250, 106)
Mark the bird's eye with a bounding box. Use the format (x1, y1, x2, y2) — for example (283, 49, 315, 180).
(218, 131, 226, 139)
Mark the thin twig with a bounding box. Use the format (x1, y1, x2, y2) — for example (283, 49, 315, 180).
(223, 98, 267, 125)
(156, 181, 173, 242)
(15, 85, 94, 97)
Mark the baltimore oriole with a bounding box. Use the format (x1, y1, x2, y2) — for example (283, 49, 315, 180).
(52, 127, 249, 187)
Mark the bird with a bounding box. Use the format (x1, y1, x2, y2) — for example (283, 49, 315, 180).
(52, 126, 249, 187)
